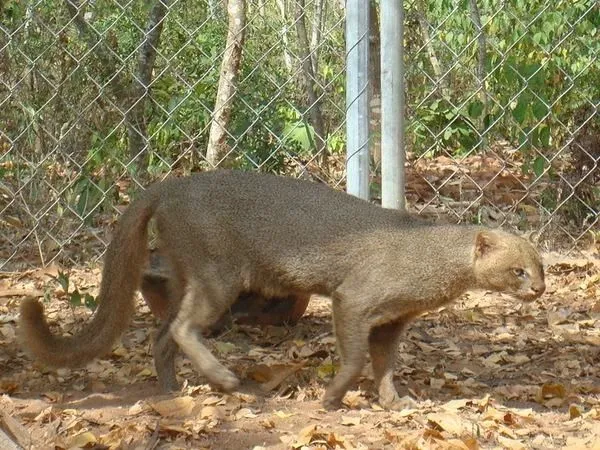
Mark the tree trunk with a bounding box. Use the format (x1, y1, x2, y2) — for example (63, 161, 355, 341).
(295, 0, 327, 167)
(275, 0, 293, 71)
(206, 0, 246, 167)
(310, 0, 325, 76)
(368, 0, 382, 168)
(127, 0, 169, 169)
(415, 0, 448, 98)
(468, 0, 488, 150)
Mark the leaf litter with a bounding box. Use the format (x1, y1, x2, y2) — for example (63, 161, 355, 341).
(0, 250, 599, 449)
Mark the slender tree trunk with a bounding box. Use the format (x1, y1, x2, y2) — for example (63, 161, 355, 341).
(368, 0, 382, 168)
(206, 0, 246, 167)
(468, 0, 488, 150)
(295, 0, 327, 167)
(276, 0, 293, 72)
(415, 0, 448, 98)
(310, 0, 325, 76)
(127, 0, 169, 169)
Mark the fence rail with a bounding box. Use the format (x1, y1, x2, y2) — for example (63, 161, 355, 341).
(1, 0, 598, 270)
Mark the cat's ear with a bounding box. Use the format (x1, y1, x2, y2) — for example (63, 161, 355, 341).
(474, 230, 500, 258)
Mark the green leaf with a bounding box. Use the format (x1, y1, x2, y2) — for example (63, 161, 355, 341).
(56, 271, 69, 293)
(468, 100, 484, 119)
(539, 125, 551, 147)
(533, 32, 545, 45)
(69, 290, 82, 307)
(443, 128, 453, 141)
(533, 156, 546, 177)
(512, 98, 528, 124)
(519, 129, 531, 152)
(283, 121, 314, 152)
(532, 100, 548, 121)
(84, 294, 98, 311)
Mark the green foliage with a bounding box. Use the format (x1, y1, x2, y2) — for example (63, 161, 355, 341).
(407, 0, 600, 165)
(410, 99, 479, 156)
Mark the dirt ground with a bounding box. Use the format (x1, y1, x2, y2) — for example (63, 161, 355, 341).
(1, 250, 599, 450)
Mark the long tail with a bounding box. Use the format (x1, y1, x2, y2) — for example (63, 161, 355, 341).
(18, 188, 160, 368)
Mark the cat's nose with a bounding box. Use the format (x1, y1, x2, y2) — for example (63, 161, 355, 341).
(531, 282, 545, 296)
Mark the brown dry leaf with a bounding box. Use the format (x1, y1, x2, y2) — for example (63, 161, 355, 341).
(260, 419, 275, 429)
(201, 395, 225, 406)
(160, 420, 193, 436)
(150, 396, 195, 418)
(327, 432, 351, 449)
(547, 309, 572, 326)
(422, 427, 445, 441)
(200, 406, 224, 421)
(274, 410, 296, 419)
(66, 431, 97, 449)
(461, 437, 480, 450)
(343, 390, 369, 409)
(247, 362, 304, 390)
(30, 263, 61, 280)
(535, 382, 566, 405)
(0, 380, 18, 395)
(0, 289, 44, 298)
(234, 407, 257, 420)
(427, 412, 467, 436)
(111, 344, 128, 358)
(292, 424, 318, 448)
(441, 399, 469, 412)
(340, 415, 361, 426)
(569, 404, 583, 419)
(444, 439, 475, 450)
(248, 364, 273, 383)
(482, 406, 507, 423)
(497, 435, 526, 450)
(564, 435, 600, 450)
(136, 367, 153, 378)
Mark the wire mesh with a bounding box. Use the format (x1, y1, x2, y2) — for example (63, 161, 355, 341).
(0, 0, 598, 271)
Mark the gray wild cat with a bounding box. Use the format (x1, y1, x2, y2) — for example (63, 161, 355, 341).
(19, 170, 545, 409)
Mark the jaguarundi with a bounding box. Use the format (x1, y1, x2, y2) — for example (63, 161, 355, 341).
(19, 170, 545, 409)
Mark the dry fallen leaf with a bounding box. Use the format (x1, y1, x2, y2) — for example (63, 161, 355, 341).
(1, 252, 599, 449)
(150, 396, 195, 418)
(427, 412, 468, 436)
(200, 406, 224, 421)
(66, 431, 97, 449)
(535, 382, 566, 406)
(340, 415, 361, 426)
(497, 435, 527, 450)
(569, 404, 583, 419)
(274, 410, 296, 419)
(292, 424, 318, 448)
(234, 407, 257, 420)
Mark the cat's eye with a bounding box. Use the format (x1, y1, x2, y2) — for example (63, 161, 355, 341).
(512, 268, 526, 278)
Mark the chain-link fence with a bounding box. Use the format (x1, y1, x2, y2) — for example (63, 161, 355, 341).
(401, 0, 599, 251)
(1, 0, 598, 271)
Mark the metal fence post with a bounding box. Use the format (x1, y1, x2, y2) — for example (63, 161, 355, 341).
(380, 0, 405, 210)
(345, 0, 370, 200)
